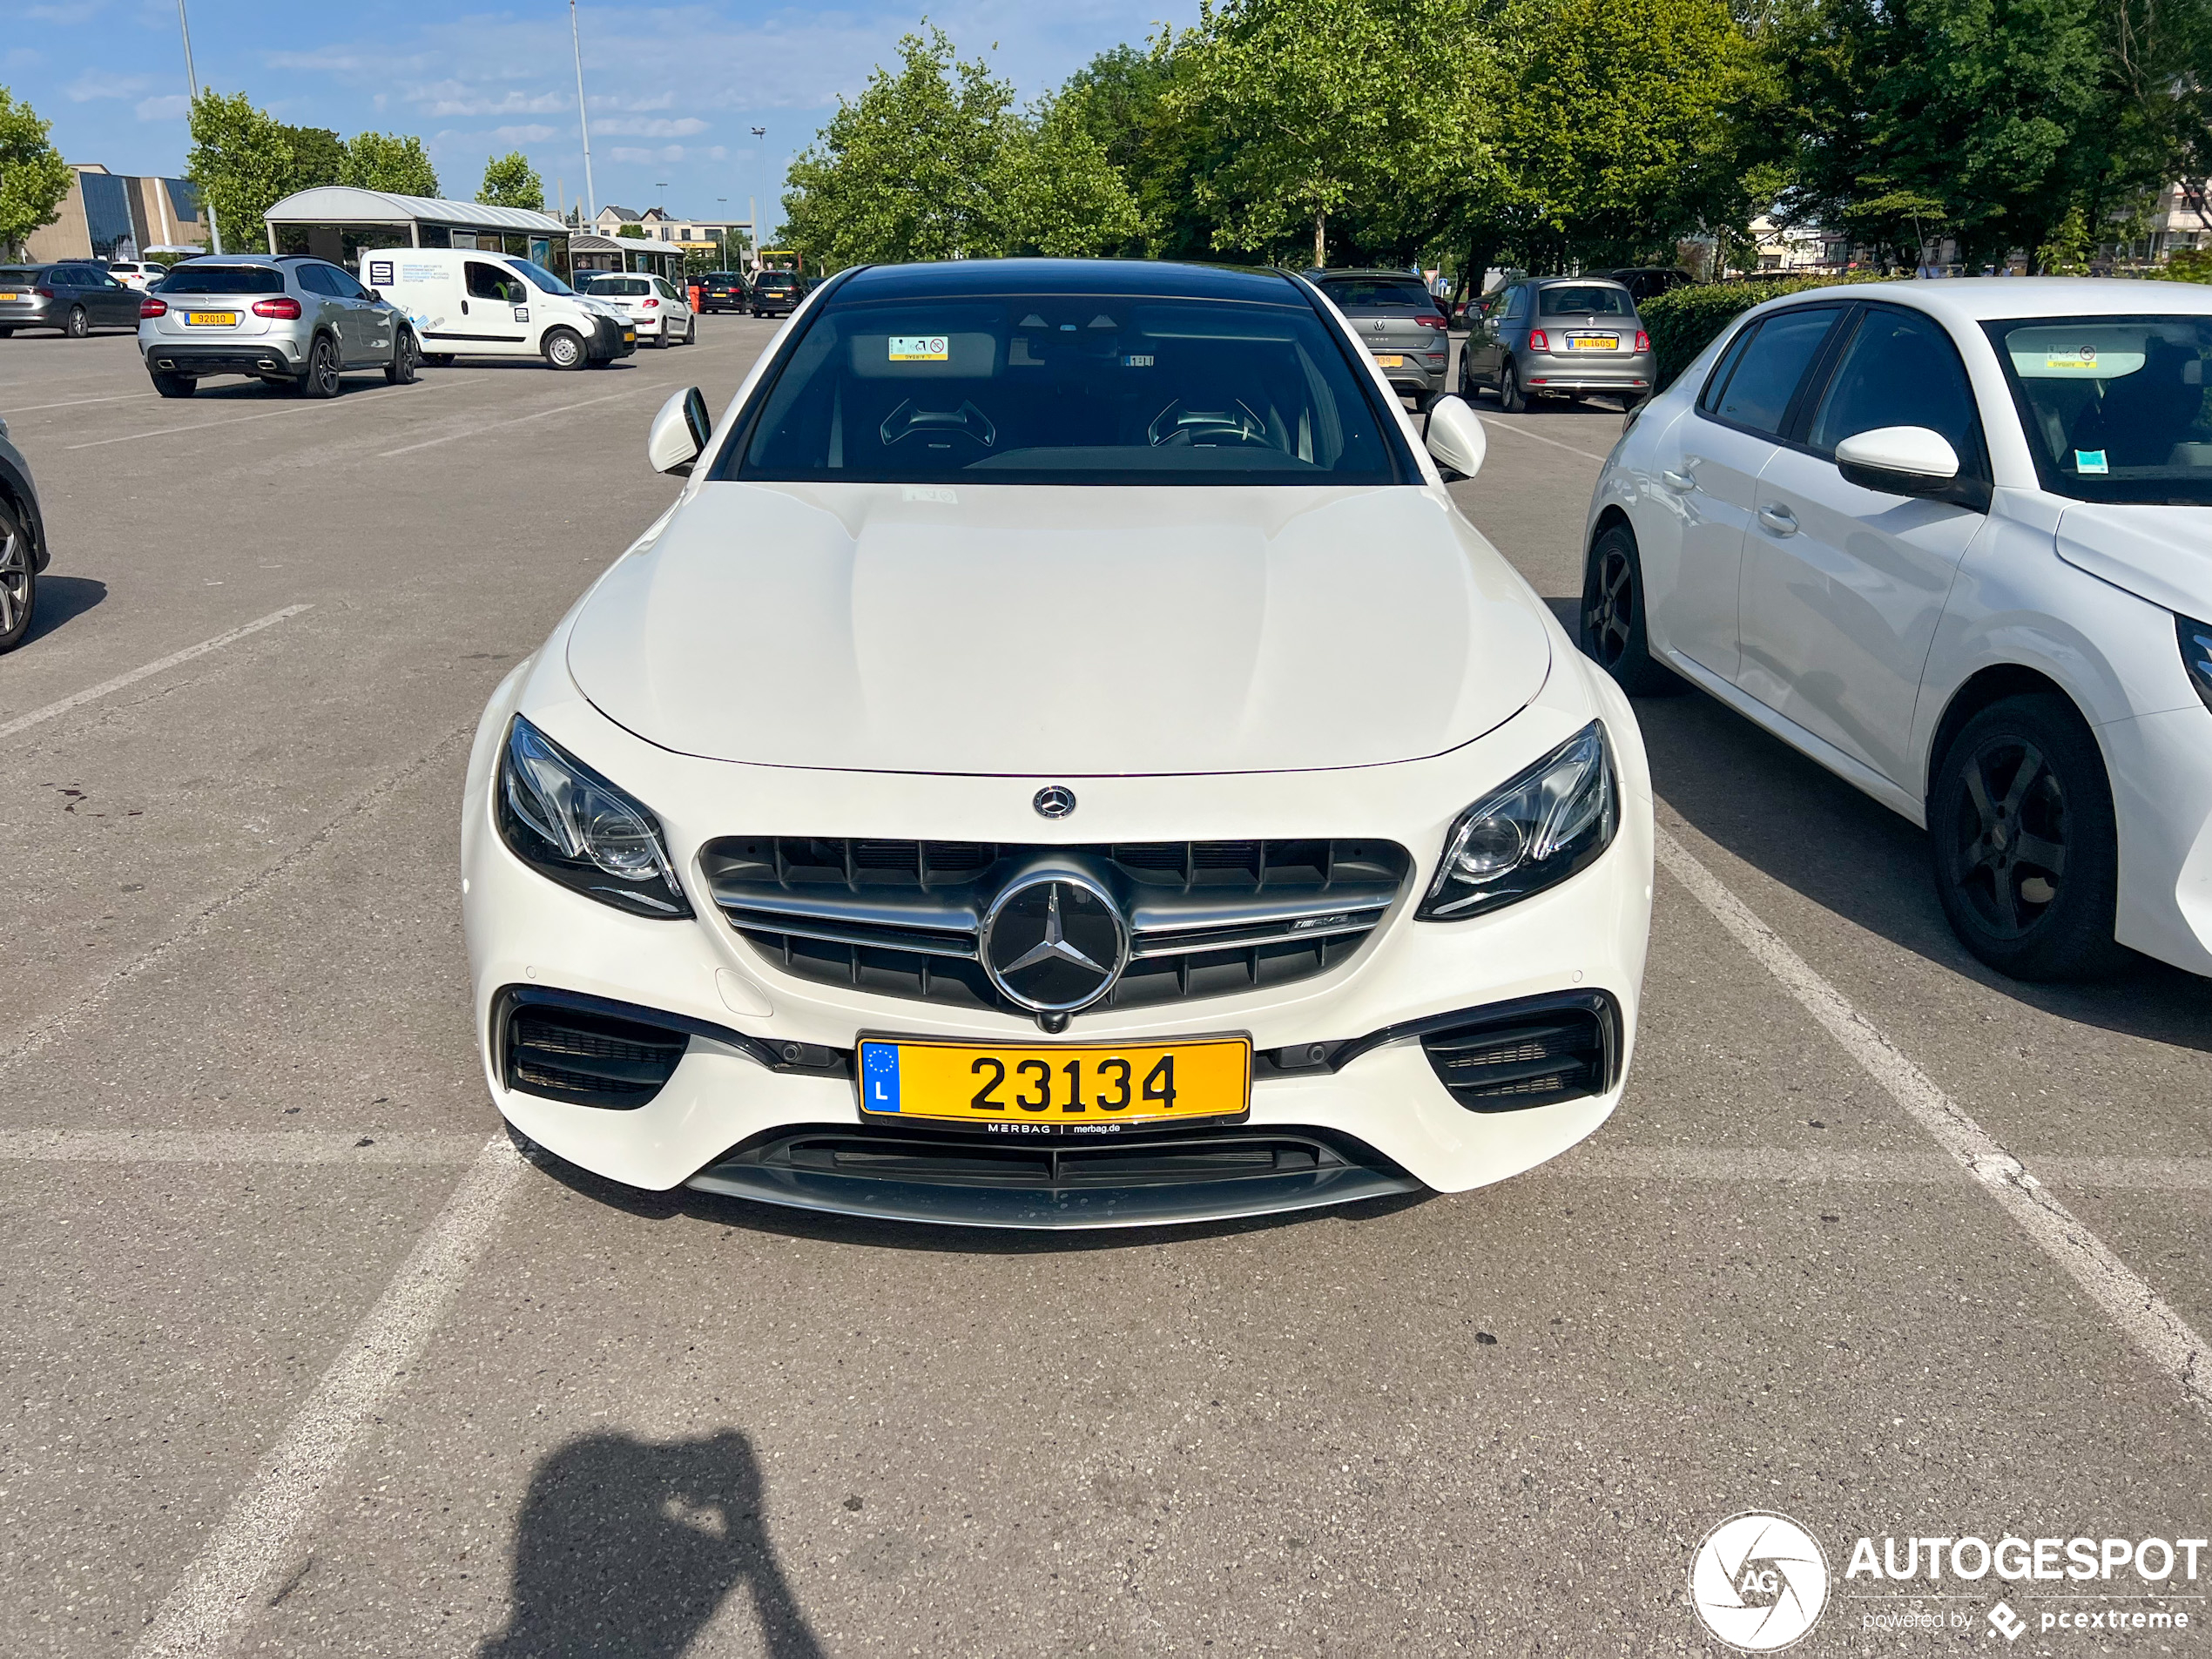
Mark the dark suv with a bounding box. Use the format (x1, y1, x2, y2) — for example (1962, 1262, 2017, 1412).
(1305, 270, 1450, 408)
(749, 272, 804, 317)
(698, 272, 747, 313)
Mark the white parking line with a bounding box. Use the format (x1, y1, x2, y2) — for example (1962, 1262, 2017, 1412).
(0, 603, 310, 740)
(1655, 824, 2212, 1423)
(62, 377, 489, 451)
(0, 1129, 483, 1164)
(374, 385, 648, 458)
(9, 390, 157, 414)
(1478, 417, 1612, 464)
(132, 1135, 527, 1659)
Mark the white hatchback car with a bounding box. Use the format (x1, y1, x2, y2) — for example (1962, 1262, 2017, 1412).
(1581, 278, 2212, 980)
(578, 272, 695, 347)
(462, 259, 1655, 1227)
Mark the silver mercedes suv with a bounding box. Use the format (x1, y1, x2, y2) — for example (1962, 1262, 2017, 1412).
(138, 254, 422, 398)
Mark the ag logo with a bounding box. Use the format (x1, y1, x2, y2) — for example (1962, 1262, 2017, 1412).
(1689, 1512, 1829, 1651)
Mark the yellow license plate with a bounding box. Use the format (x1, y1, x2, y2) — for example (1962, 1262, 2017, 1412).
(1567, 334, 1619, 351)
(858, 1035, 1251, 1134)
(1373, 354, 1406, 368)
(0, 293, 17, 302)
(185, 311, 238, 327)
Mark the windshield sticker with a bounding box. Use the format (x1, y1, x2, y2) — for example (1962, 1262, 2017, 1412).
(2007, 327, 2148, 380)
(1123, 354, 1155, 368)
(889, 335, 948, 361)
(2074, 449, 2109, 475)
(2047, 346, 2100, 371)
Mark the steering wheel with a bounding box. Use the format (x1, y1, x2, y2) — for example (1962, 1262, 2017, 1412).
(879, 399, 996, 449)
(1148, 401, 1271, 448)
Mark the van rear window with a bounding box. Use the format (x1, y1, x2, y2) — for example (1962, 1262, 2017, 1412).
(158, 266, 284, 294)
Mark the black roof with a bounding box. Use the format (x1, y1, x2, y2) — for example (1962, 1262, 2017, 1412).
(837, 259, 1307, 305)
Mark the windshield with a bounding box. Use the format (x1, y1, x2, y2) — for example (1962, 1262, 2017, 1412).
(1540, 285, 1634, 317)
(719, 291, 1405, 487)
(1318, 278, 1431, 310)
(157, 265, 284, 294)
(1986, 315, 2212, 504)
(509, 259, 574, 296)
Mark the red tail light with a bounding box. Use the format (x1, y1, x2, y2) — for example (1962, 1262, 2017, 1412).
(1635, 329, 1650, 353)
(34, 287, 54, 300)
(642, 297, 659, 307)
(252, 296, 301, 319)
(1528, 328, 1550, 351)
(140, 297, 168, 318)
(1414, 313, 1447, 330)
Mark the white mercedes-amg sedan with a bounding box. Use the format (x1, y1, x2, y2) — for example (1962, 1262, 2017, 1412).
(462, 259, 1655, 1228)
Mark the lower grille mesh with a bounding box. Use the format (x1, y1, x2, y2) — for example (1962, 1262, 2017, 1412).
(506, 1004, 688, 1109)
(1420, 1008, 1610, 1111)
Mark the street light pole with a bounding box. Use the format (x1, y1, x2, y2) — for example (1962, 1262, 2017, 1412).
(751, 125, 766, 272)
(176, 0, 221, 253)
(570, 0, 597, 222)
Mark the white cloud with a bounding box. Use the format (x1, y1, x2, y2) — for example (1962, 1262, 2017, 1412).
(135, 94, 191, 123)
(492, 124, 558, 143)
(592, 117, 707, 138)
(607, 145, 695, 165)
(67, 70, 145, 101)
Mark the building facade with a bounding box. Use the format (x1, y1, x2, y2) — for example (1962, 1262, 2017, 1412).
(593, 205, 749, 262)
(23, 165, 210, 262)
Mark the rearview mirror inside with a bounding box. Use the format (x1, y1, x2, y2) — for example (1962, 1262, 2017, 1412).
(648, 386, 712, 476)
(1423, 394, 1487, 482)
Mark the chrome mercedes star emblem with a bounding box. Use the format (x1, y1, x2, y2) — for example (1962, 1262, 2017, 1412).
(979, 873, 1129, 1016)
(1033, 784, 1076, 819)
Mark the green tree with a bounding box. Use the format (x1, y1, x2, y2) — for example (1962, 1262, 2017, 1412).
(344, 132, 440, 197)
(995, 97, 1143, 257)
(781, 27, 1014, 266)
(1055, 40, 1227, 260)
(478, 151, 545, 211)
(187, 91, 295, 255)
(616, 222, 647, 239)
(0, 88, 73, 257)
(276, 124, 347, 195)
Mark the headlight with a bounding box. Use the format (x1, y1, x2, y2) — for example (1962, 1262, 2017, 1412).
(495, 716, 691, 917)
(2179, 614, 2212, 713)
(1418, 722, 1617, 921)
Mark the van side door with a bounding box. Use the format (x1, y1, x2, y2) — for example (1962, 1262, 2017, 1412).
(461, 260, 531, 352)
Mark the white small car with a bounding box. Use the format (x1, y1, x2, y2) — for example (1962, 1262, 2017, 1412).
(1581, 278, 2212, 981)
(462, 259, 1655, 1226)
(577, 272, 696, 347)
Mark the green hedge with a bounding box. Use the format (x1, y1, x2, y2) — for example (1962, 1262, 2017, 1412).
(1641, 273, 1901, 389)
(2158, 248, 2212, 285)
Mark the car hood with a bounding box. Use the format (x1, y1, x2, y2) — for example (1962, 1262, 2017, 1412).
(2055, 503, 2212, 620)
(565, 482, 1552, 777)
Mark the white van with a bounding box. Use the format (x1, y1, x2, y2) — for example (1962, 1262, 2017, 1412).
(363, 248, 636, 370)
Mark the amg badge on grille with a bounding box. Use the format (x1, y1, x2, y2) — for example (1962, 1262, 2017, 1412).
(1032, 784, 1076, 819)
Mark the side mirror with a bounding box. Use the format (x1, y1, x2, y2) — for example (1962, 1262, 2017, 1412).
(1423, 394, 1487, 482)
(1833, 426, 1960, 496)
(364, 287, 381, 304)
(649, 386, 711, 476)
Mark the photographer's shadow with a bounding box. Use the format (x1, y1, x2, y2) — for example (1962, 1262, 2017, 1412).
(479, 1428, 824, 1659)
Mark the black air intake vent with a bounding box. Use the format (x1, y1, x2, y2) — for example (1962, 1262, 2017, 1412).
(700, 837, 1411, 1016)
(1419, 999, 1615, 1111)
(505, 1002, 688, 1109)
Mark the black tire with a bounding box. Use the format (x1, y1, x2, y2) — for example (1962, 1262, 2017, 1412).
(683, 318, 695, 345)
(150, 371, 196, 399)
(1577, 523, 1683, 697)
(424, 352, 455, 368)
(1499, 358, 1528, 413)
(1928, 694, 2127, 981)
(385, 328, 420, 385)
(299, 334, 341, 399)
(64, 306, 89, 339)
(0, 495, 33, 653)
(543, 327, 586, 371)
(650, 325, 668, 348)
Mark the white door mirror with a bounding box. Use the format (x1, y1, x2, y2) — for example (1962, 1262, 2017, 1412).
(649, 386, 711, 476)
(1424, 394, 1487, 482)
(1832, 425, 1960, 496)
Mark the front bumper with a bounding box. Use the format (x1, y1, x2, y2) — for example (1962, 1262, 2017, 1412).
(462, 651, 1656, 1224)
(2103, 703, 2212, 974)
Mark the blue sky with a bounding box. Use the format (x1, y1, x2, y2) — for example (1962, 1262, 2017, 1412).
(8, 1, 1198, 229)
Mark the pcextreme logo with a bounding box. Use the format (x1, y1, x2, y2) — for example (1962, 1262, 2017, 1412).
(1689, 1512, 1831, 1651)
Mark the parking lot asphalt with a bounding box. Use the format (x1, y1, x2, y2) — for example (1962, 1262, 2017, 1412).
(3, 320, 2209, 1657)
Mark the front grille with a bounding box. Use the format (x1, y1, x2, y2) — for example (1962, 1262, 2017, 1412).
(1420, 1003, 1612, 1110)
(703, 837, 1411, 1015)
(685, 1124, 1422, 1228)
(504, 1002, 688, 1109)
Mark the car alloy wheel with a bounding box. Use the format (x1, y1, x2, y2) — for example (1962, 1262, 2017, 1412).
(1499, 360, 1527, 413)
(1576, 524, 1678, 696)
(301, 334, 341, 399)
(386, 329, 419, 385)
(1930, 694, 2124, 980)
(0, 499, 36, 651)
(65, 306, 88, 339)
